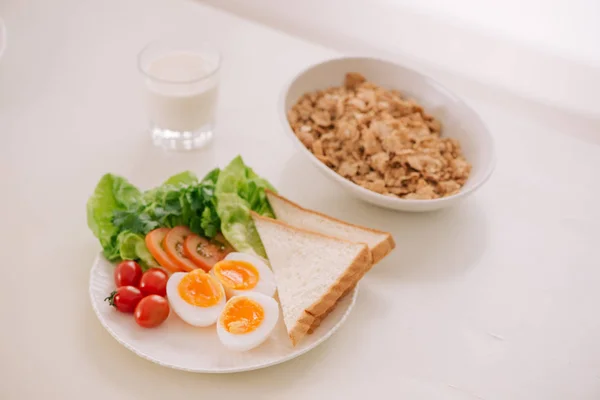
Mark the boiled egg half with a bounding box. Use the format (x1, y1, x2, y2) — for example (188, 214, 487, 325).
(217, 292, 279, 352)
(210, 252, 276, 298)
(166, 269, 226, 327)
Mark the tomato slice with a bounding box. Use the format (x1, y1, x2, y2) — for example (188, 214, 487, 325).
(164, 226, 199, 272)
(183, 233, 232, 272)
(145, 228, 181, 273)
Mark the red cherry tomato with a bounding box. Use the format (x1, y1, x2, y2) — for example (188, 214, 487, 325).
(114, 260, 143, 288)
(105, 286, 143, 313)
(134, 295, 170, 328)
(139, 268, 168, 297)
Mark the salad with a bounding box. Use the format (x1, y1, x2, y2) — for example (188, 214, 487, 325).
(87, 155, 276, 271)
(88, 155, 284, 349)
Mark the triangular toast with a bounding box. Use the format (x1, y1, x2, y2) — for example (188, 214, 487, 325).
(266, 190, 395, 264)
(251, 213, 372, 345)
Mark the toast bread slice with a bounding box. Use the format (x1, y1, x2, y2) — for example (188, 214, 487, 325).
(266, 190, 395, 264)
(251, 212, 372, 345)
(266, 191, 396, 333)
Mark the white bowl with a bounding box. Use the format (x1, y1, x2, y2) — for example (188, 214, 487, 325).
(279, 57, 495, 212)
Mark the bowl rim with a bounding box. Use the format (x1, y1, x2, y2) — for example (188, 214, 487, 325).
(278, 55, 496, 206)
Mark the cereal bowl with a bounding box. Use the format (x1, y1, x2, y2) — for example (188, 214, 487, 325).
(279, 57, 495, 212)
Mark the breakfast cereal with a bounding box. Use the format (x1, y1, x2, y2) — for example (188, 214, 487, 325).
(287, 73, 471, 199)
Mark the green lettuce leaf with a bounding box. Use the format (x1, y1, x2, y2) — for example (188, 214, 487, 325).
(87, 159, 274, 267)
(142, 171, 197, 204)
(86, 174, 142, 258)
(215, 156, 276, 257)
(117, 169, 221, 238)
(116, 231, 158, 270)
(200, 207, 220, 238)
(163, 171, 198, 187)
(201, 168, 220, 185)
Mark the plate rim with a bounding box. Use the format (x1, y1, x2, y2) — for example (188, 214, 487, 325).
(89, 253, 359, 373)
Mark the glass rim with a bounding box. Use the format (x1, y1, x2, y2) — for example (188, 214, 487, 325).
(137, 39, 221, 85)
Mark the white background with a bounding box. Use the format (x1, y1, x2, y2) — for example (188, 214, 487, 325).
(382, 0, 600, 64)
(1, 0, 599, 399)
(206, 0, 600, 117)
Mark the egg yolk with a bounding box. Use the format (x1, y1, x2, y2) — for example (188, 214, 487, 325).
(178, 270, 222, 307)
(213, 260, 259, 290)
(221, 297, 265, 334)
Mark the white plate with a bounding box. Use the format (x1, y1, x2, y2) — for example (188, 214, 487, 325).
(89, 253, 358, 373)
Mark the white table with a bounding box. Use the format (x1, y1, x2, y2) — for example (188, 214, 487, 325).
(1, 0, 598, 399)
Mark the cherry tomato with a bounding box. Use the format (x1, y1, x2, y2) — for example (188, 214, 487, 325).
(134, 295, 170, 328)
(183, 233, 232, 272)
(114, 260, 143, 288)
(105, 286, 143, 313)
(139, 268, 168, 297)
(145, 228, 181, 273)
(164, 226, 198, 272)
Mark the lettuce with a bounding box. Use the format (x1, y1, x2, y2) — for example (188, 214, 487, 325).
(142, 171, 199, 204)
(86, 171, 212, 268)
(215, 156, 276, 257)
(163, 171, 199, 187)
(116, 231, 158, 269)
(87, 157, 275, 267)
(86, 174, 142, 260)
(136, 169, 220, 236)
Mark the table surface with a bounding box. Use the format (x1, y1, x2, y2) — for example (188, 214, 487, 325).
(1, 0, 599, 399)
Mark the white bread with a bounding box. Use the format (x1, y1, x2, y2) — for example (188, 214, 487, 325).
(251, 212, 372, 346)
(266, 190, 395, 264)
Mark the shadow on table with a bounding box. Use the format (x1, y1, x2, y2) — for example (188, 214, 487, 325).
(278, 152, 490, 283)
(81, 303, 348, 397)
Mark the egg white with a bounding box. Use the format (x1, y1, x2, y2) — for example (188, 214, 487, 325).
(216, 292, 279, 352)
(166, 272, 226, 327)
(211, 252, 276, 298)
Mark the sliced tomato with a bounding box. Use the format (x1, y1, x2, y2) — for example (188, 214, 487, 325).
(164, 226, 199, 272)
(145, 228, 181, 273)
(183, 233, 232, 272)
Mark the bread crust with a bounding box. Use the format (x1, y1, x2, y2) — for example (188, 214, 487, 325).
(266, 190, 395, 263)
(262, 192, 396, 336)
(288, 311, 316, 346)
(288, 247, 371, 345)
(252, 212, 373, 346)
(370, 234, 396, 264)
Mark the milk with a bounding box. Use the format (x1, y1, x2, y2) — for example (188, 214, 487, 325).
(144, 52, 219, 133)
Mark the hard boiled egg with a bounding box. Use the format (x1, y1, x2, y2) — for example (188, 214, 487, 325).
(216, 292, 279, 352)
(210, 252, 276, 298)
(166, 269, 226, 327)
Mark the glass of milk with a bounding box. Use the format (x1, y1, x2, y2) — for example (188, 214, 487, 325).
(138, 39, 220, 150)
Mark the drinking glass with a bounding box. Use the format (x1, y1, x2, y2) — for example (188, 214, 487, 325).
(138, 39, 221, 150)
